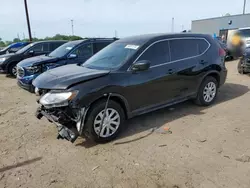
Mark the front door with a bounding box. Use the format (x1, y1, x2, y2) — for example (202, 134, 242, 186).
(126, 40, 177, 113)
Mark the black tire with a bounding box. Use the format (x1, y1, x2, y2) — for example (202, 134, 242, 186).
(194, 76, 218, 106)
(238, 59, 246, 74)
(8, 63, 17, 77)
(83, 100, 125, 143)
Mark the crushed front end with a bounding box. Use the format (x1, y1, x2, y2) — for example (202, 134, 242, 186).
(35, 90, 87, 143)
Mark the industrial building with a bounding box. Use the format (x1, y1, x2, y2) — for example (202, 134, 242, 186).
(191, 13, 250, 38)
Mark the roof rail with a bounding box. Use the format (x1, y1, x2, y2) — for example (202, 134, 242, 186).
(87, 37, 119, 41)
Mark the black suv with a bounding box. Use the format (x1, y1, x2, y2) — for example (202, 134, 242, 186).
(16, 38, 117, 92)
(33, 33, 227, 143)
(0, 40, 66, 76)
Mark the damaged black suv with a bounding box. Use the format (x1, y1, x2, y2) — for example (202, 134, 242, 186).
(33, 33, 227, 143)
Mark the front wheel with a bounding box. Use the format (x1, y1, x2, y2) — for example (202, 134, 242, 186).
(194, 76, 218, 106)
(8, 63, 17, 77)
(84, 100, 125, 142)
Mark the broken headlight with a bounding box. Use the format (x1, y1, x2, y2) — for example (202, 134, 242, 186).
(39, 90, 78, 108)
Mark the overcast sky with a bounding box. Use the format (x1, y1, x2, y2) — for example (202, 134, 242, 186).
(0, 0, 248, 40)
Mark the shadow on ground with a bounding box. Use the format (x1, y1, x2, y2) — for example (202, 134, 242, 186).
(76, 83, 249, 147)
(0, 157, 42, 173)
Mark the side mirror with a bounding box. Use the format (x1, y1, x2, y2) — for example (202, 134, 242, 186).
(68, 54, 77, 59)
(29, 50, 34, 55)
(131, 60, 150, 72)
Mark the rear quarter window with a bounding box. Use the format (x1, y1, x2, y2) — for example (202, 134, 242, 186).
(170, 38, 209, 61)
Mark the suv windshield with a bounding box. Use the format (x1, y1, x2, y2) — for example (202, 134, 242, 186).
(48, 42, 78, 57)
(83, 42, 139, 70)
(239, 29, 250, 38)
(16, 43, 34, 54)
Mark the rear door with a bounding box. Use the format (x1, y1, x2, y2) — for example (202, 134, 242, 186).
(67, 43, 93, 64)
(168, 38, 210, 98)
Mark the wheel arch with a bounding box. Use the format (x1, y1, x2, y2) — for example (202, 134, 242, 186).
(6, 61, 19, 74)
(201, 70, 221, 87)
(86, 93, 131, 120)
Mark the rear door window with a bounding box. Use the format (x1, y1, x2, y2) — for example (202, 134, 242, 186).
(170, 39, 209, 61)
(138, 41, 170, 67)
(196, 39, 210, 54)
(93, 42, 112, 54)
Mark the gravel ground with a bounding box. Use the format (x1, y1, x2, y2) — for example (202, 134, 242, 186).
(0, 60, 250, 188)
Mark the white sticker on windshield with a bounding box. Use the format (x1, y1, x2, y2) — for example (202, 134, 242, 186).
(66, 47, 73, 50)
(125, 45, 139, 50)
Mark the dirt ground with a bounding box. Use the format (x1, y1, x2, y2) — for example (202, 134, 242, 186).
(0, 60, 250, 188)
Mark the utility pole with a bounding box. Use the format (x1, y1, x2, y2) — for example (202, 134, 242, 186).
(17, 33, 20, 40)
(71, 20, 74, 36)
(171, 17, 175, 33)
(24, 0, 32, 41)
(114, 30, 118, 38)
(243, 0, 247, 14)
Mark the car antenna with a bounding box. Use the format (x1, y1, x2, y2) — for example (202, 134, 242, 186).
(99, 93, 112, 138)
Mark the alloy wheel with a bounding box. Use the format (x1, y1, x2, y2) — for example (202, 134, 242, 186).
(93, 108, 120, 138)
(12, 66, 17, 76)
(203, 82, 216, 103)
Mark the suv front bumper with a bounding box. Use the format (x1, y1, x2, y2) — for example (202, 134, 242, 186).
(36, 107, 79, 143)
(17, 79, 35, 92)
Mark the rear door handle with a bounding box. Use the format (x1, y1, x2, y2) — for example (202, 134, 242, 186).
(200, 60, 208, 65)
(168, 69, 175, 74)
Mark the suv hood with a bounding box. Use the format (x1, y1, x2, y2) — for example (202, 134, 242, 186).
(32, 64, 110, 90)
(17, 55, 59, 67)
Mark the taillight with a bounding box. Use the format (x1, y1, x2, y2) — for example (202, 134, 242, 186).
(219, 48, 226, 57)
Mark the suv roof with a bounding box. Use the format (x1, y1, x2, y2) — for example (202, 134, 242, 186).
(62, 38, 119, 45)
(32, 40, 67, 45)
(119, 33, 210, 45)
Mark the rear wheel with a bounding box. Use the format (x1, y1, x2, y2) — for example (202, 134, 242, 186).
(8, 63, 17, 77)
(195, 76, 218, 106)
(84, 100, 125, 142)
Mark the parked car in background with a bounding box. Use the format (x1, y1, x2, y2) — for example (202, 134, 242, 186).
(0, 40, 67, 76)
(238, 47, 250, 74)
(0, 42, 30, 55)
(33, 33, 227, 143)
(215, 38, 234, 61)
(17, 38, 117, 92)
